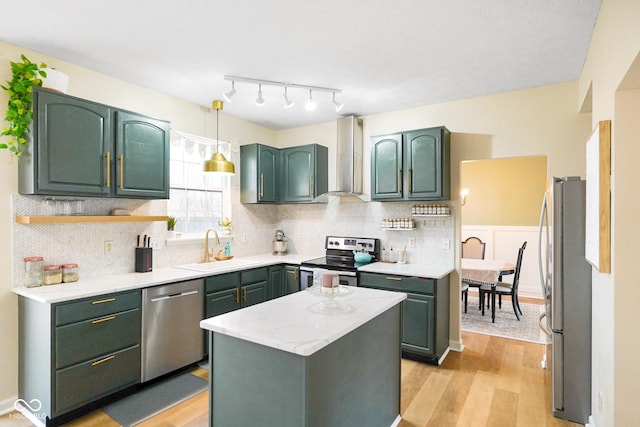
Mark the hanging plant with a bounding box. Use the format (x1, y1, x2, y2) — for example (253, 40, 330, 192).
(0, 54, 47, 157)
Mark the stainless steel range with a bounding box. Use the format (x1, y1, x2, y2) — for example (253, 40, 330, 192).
(300, 236, 380, 289)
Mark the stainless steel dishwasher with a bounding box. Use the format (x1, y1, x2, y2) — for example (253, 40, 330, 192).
(141, 279, 204, 382)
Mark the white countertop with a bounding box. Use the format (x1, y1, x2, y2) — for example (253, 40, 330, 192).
(200, 286, 406, 356)
(357, 261, 454, 279)
(13, 253, 317, 304)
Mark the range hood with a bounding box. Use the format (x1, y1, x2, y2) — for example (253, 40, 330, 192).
(328, 116, 364, 196)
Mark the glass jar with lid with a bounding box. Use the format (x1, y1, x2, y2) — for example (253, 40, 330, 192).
(62, 264, 79, 283)
(24, 257, 44, 288)
(43, 265, 63, 286)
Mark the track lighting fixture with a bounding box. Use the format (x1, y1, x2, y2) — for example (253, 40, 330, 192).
(283, 87, 294, 108)
(223, 81, 236, 103)
(255, 84, 265, 106)
(223, 75, 342, 112)
(305, 90, 316, 111)
(331, 92, 344, 112)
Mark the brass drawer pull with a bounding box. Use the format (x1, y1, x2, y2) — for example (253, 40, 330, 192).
(243, 287, 247, 301)
(91, 297, 115, 305)
(386, 277, 402, 281)
(259, 173, 264, 198)
(105, 151, 111, 187)
(235, 289, 240, 304)
(91, 316, 116, 324)
(119, 155, 124, 189)
(91, 355, 115, 366)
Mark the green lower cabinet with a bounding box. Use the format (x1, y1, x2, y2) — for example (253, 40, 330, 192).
(242, 281, 269, 307)
(269, 265, 284, 299)
(284, 265, 300, 294)
(402, 293, 435, 355)
(359, 272, 450, 364)
(205, 287, 240, 316)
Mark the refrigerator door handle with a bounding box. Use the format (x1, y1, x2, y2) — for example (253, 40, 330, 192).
(538, 312, 552, 336)
(538, 192, 549, 300)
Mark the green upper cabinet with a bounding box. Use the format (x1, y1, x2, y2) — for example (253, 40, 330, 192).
(240, 143, 279, 203)
(114, 111, 169, 198)
(280, 144, 328, 203)
(371, 133, 403, 200)
(371, 126, 450, 201)
(240, 143, 328, 204)
(19, 88, 170, 199)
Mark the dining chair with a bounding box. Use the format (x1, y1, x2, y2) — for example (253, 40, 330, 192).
(461, 237, 486, 259)
(461, 281, 469, 313)
(480, 241, 527, 320)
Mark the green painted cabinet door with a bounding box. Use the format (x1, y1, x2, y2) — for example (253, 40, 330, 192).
(405, 127, 450, 200)
(280, 144, 328, 203)
(402, 293, 435, 356)
(27, 89, 111, 196)
(242, 281, 269, 307)
(269, 265, 284, 299)
(371, 134, 403, 200)
(284, 265, 299, 294)
(114, 111, 170, 199)
(205, 288, 240, 318)
(240, 144, 279, 204)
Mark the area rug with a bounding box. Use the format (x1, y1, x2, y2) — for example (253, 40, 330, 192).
(461, 295, 547, 344)
(103, 371, 207, 426)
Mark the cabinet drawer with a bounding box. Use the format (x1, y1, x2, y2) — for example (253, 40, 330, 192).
(55, 308, 140, 369)
(241, 267, 268, 285)
(55, 290, 141, 326)
(55, 345, 140, 415)
(360, 273, 435, 294)
(205, 272, 241, 293)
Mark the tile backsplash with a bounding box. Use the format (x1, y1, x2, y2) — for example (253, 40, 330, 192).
(12, 194, 454, 288)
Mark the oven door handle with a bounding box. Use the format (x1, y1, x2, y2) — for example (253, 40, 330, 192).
(299, 266, 357, 277)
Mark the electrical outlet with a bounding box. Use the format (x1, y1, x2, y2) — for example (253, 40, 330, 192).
(149, 238, 161, 250)
(442, 239, 450, 250)
(242, 233, 248, 242)
(298, 232, 304, 241)
(104, 240, 113, 255)
(408, 237, 415, 248)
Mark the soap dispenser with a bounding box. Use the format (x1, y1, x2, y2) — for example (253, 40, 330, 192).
(224, 242, 231, 256)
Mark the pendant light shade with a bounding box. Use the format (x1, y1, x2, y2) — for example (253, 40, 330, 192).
(204, 100, 235, 175)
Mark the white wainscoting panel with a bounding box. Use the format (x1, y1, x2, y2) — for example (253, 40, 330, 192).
(462, 225, 542, 299)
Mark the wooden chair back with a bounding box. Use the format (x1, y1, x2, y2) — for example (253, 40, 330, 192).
(462, 237, 486, 259)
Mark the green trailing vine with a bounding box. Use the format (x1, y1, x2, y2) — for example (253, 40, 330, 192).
(1, 54, 47, 157)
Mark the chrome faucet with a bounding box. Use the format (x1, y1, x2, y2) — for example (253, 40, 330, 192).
(203, 228, 220, 263)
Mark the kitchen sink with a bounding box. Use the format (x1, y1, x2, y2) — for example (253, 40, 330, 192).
(174, 258, 260, 272)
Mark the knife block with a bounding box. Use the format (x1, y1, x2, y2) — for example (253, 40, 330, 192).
(135, 247, 153, 272)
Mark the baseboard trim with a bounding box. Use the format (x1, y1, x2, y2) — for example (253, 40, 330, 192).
(449, 339, 464, 352)
(0, 395, 17, 416)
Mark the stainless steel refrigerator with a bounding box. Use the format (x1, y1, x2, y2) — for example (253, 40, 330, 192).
(538, 176, 592, 424)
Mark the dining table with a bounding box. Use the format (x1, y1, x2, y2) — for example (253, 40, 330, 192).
(461, 258, 516, 323)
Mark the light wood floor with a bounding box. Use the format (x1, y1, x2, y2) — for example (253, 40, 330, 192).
(4, 300, 581, 426)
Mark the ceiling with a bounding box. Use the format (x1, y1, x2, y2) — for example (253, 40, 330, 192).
(0, 0, 601, 130)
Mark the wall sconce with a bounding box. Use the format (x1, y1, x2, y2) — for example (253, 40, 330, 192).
(460, 188, 469, 206)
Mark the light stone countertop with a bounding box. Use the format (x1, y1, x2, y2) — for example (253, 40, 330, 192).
(13, 253, 318, 304)
(357, 261, 454, 279)
(200, 286, 407, 356)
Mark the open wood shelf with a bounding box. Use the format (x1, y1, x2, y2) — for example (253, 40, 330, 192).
(15, 215, 169, 224)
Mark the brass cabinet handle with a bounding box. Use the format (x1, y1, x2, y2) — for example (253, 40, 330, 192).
(398, 168, 402, 192)
(386, 276, 402, 281)
(243, 287, 247, 301)
(105, 151, 111, 187)
(91, 297, 115, 305)
(235, 288, 240, 304)
(309, 175, 314, 196)
(119, 155, 124, 189)
(408, 168, 412, 194)
(91, 316, 116, 324)
(259, 173, 264, 198)
(91, 355, 115, 366)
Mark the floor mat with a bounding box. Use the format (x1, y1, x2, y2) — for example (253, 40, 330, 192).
(102, 371, 207, 426)
(461, 295, 547, 344)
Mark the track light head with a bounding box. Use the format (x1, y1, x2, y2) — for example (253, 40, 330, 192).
(283, 87, 294, 108)
(255, 84, 265, 106)
(331, 92, 344, 112)
(305, 90, 316, 111)
(223, 81, 236, 103)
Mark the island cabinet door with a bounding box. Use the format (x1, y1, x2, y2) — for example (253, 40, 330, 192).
(32, 89, 112, 196)
(402, 292, 435, 356)
(114, 110, 170, 199)
(371, 133, 403, 200)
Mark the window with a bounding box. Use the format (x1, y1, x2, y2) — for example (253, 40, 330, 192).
(167, 133, 232, 235)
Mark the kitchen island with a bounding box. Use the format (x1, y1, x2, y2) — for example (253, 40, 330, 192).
(200, 286, 407, 427)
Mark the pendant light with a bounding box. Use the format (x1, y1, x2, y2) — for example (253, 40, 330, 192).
(204, 100, 235, 175)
